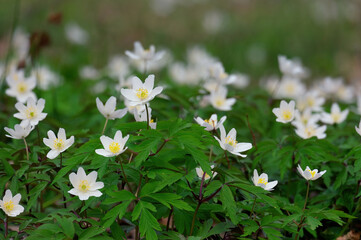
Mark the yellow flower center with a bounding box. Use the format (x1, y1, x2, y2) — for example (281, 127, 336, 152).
(220, 73, 228, 80)
(257, 178, 268, 185)
(305, 126, 316, 138)
(25, 107, 37, 119)
(4, 200, 14, 212)
(282, 110, 292, 120)
(136, 88, 149, 100)
(306, 169, 316, 178)
(53, 138, 64, 150)
(204, 119, 216, 127)
(150, 119, 154, 123)
(225, 136, 237, 147)
(109, 142, 121, 154)
(78, 180, 90, 192)
(215, 98, 225, 107)
(17, 82, 27, 93)
(307, 97, 315, 107)
(332, 113, 340, 123)
(285, 83, 295, 93)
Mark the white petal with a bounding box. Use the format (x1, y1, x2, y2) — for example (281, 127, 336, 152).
(47, 149, 60, 159)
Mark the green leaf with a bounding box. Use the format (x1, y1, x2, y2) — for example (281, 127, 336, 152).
(306, 216, 322, 230)
(220, 185, 238, 224)
(54, 215, 75, 239)
(103, 200, 132, 228)
(139, 208, 161, 239)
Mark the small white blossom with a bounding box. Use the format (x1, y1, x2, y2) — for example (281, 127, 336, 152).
(43, 128, 74, 159)
(272, 100, 296, 123)
(4, 124, 33, 139)
(6, 70, 37, 103)
(125, 41, 164, 66)
(274, 77, 306, 99)
(278, 55, 308, 79)
(95, 130, 129, 157)
(14, 98, 47, 127)
(120, 75, 163, 106)
(96, 96, 127, 120)
(297, 165, 326, 181)
(79, 65, 100, 80)
(0, 190, 24, 217)
(32, 66, 60, 90)
(107, 55, 130, 79)
(65, 23, 88, 45)
(195, 114, 226, 131)
(196, 165, 217, 180)
(292, 108, 320, 127)
(68, 167, 104, 201)
(214, 125, 252, 157)
(294, 122, 327, 140)
(252, 170, 278, 191)
(209, 86, 236, 111)
(134, 108, 157, 129)
(320, 103, 349, 124)
(296, 90, 325, 112)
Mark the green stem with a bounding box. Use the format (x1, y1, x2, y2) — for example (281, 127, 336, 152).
(119, 156, 133, 193)
(224, 150, 230, 169)
(60, 153, 66, 208)
(5, 215, 8, 238)
(101, 118, 109, 135)
(145, 104, 150, 130)
(189, 201, 201, 236)
(295, 181, 310, 240)
(23, 137, 29, 161)
(250, 196, 257, 219)
(303, 181, 310, 211)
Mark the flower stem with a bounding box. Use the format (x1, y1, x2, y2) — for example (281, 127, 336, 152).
(145, 104, 150, 130)
(224, 150, 230, 169)
(5, 215, 8, 238)
(303, 181, 310, 211)
(250, 196, 257, 219)
(190, 201, 201, 236)
(166, 207, 173, 231)
(101, 118, 109, 135)
(23, 137, 29, 161)
(119, 156, 133, 193)
(60, 153, 66, 208)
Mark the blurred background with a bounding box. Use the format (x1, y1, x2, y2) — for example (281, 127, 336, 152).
(0, 0, 361, 82)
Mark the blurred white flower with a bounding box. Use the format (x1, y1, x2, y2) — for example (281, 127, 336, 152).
(294, 121, 327, 139)
(320, 103, 349, 124)
(4, 124, 33, 139)
(214, 125, 252, 157)
(195, 114, 226, 131)
(169, 62, 200, 85)
(95, 130, 129, 157)
(0, 190, 24, 217)
(196, 165, 217, 180)
(231, 73, 250, 89)
(272, 100, 296, 123)
(252, 169, 278, 191)
(124, 99, 147, 114)
(297, 165, 326, 181)
(68, 167, 104, 201)
(6, 70, 37, 103)
(355, 120, 361, 136)
(202, 10, 225, 34)
(296, 90, 325, 112)
(96, 96, 127, 120)
(13, 28, 29, 60)
(278, 55, 308, 79)
(79, 65, 100, 80)
(107, 55, 130, 79)
(134, 107, 157, 129)
(14, 98, 47, 127)
(275, 77, 306, 99)
(121, 75, 163, 106)
(65, 23, 88, 45)
(209, 86, 235, 111)
(292, 108, 320, 127)
(32, 66, 60, 90)
(43, 128, 74, 159)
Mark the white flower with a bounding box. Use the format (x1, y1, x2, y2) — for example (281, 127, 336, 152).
(297, 165, 326, 181)
(124, 99, 147, 114)
(6, 70, 37, 103)
(79, 65, 100, 80)
(169, 62, 200, 85)
(231, 73, 249, 89)
(292, 108, 320, 127)
(14, 98, 47, 127)
(205, 62, 235, 86)
(355, 120, 361, 136)
(252, 170, 278, 191)
(296, 90, 325, 112)
(4, 124, 33, 139)
(134, 108, 157, 129)
(125, 41, 164, 63)
(272, 100, 296, 123)
(196, 165, 217, 180)
(320, 103, 349, 124)
(96, 96, 127, 120)
(0, 190, 24, 217)
(195, 114, 226, 131)
(295, 122, 327, 139)
(278, 55, 308, 79)
(43, 128, 75, 159)
(120, 75, 163, 106)
(95, 130, 129, 157)
(214, 125, 252, 157)
(68, 167, 104, 201)
(107, 55, 130, 79)
(65, 23, 88, 45)
(32, 66, 60, 90)
(274, 77, 306, 99)
(13, 28, 29, 60)
(209, 86, 236, 111)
